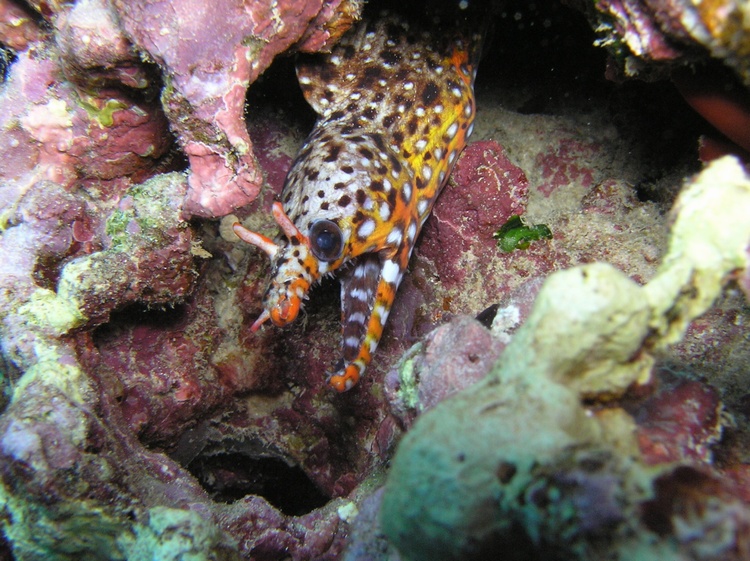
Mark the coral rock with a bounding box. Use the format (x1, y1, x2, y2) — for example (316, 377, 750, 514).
(380, 156, 750, 561)
(628, 369, 724, 465)
(0, 0, 46, 50)
(418, 140, 529, 291)
(384, 316, 505, 429)
(111, 0, 360, 218)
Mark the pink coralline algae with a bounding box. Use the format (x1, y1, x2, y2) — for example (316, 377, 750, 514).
(113, 0, 361, 218)
(384, 315, 505, 430)
(535, 137, 598, 197)
(0, 49, 170, 199)
(0, 1, 46, 51)
(417, 140, 532, 292)
(627, 369, 723, 465)
(2, 0, 362, 218)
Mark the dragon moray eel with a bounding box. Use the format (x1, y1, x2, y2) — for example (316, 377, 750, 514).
(234, 10, 484, 391)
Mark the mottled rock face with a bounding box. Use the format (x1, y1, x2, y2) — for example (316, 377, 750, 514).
(0, 1, 369, 558)
(379, 158, 750, 561)
(384, 316, 506, 429)
(418, 140, 529, 291)
(1, 0, 362, 220)
(109, 0, 361, 219)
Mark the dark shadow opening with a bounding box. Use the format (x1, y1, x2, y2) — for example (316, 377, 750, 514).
(186, 451, 330, 516)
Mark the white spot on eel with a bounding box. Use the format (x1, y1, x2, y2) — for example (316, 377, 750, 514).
(380, 205, 391, 221)
(350, 287, 371, 301)
(382, 260, 400, 284)
(403, 182, 412, 202)
(358, 219, 376, 238)
(345, 336, 361, 348)
(407, 222, 417, 241)
(348, 312, 367, 324)
(386, 227, 403, 246)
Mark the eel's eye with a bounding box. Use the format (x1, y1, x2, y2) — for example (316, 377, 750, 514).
(309, 219, 344, 262)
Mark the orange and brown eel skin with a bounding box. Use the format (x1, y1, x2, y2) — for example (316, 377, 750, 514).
(234, 10, 483, 391)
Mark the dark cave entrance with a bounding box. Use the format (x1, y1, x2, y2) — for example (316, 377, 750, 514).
(186, 451, 330, 516)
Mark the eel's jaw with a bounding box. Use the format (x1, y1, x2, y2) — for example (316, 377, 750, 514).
(247, 276, 309, 332)
(329, 364, 362, 392)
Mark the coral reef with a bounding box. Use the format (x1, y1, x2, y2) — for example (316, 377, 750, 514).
(0, 0, 363, 219)
(380, 156, 750, 560)
(572, 0, 750, 158)
(572, 0, 750, 84)
(0, 1, 369, 559)
(0, 1, 749, 560)
(113, 0, 360, 218)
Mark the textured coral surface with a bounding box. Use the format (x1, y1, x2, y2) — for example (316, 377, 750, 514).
(381, 156, 750, 561)
(1, 1, 749, 561)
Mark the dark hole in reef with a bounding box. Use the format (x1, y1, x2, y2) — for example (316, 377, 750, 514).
(244, 54, 316, 132)
(186, 452, 330, 516)
(463, 520, 575, 561)
(475, 303, 500, 329)
(99, 301, 190, 331)
(640, 465, 720, 537)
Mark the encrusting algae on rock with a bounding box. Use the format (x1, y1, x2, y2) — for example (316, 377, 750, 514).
(380, 155, 750, 561)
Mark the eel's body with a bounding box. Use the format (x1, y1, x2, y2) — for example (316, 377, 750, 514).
(234, 11, 483, 391)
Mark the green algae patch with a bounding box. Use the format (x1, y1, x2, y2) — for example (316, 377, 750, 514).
(0, 491, 131, 561)
(393, 343, 423, 411)
(11, 353, 94, 410)
(104, 208, 132, 249)
(0, 357, 126, 561)
(76, 94, 128, 128)
(103, 173, 188, 251)
(0, 343, 237, 561)
(493, 214, 553, 252)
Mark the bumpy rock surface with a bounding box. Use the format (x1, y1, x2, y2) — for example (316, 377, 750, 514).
(380, 157, 750, 561)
